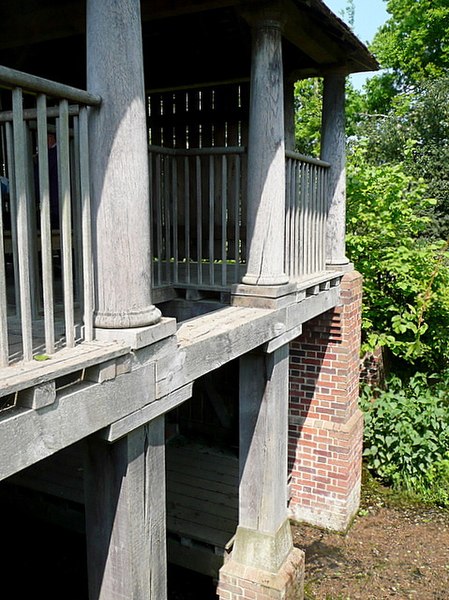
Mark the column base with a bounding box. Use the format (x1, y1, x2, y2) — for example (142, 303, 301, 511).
(94, 317, 176, 349)
(94, 304, 162, 329)
(218, 547, 304, 600)
(231, 282, 297, 309)
(326, 260, 354, 272)
(231, 519, 293, 573)
(241, 272, 289, 286)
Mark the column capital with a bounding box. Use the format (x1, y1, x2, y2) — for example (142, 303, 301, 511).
(240, 2, 285, 32)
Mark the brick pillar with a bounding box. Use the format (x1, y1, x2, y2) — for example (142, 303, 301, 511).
(288, 271, 363, 531)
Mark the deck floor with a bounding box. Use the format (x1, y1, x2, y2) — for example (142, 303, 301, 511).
(7, 437, 239, 577)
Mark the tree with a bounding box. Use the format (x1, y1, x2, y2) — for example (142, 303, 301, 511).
(346, 144, 449, 372)
(370, 0, 449, 89)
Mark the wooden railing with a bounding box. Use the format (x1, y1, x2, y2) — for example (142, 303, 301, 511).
(150, 146, 329, 290)
(0, 66, 101, 366)
(149, 145, 247, 289)
(285, 150, 329, 281)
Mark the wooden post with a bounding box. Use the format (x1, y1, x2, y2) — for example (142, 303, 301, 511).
(232, 345, 292, 572)
(242, 16, 288, 286)
(321, 73, 350, 268)
(86, 0, 161, 328)
(284, 75, 296, 152)
(84, 417, 167, 600)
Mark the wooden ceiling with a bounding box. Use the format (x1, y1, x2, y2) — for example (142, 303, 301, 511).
(0, 0, 378, 91)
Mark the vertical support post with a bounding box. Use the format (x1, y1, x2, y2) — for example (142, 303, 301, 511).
(218, 345, 304, 600)
(86, 0, 161, 328)
(242, 16, 288, 286)
(321, 73, 350, 268)
(84, 418, 167, 600)
(284, 75, 296, 152)
(241, 346, 289, 528)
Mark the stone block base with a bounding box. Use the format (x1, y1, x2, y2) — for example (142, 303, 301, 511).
(217, 548, 305, 600)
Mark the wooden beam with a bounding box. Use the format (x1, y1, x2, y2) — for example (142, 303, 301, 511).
(0, 362, 156, 481)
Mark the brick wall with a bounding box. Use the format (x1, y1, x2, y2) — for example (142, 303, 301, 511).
(288, 271, 364, 531)
(218, 549, 304, 600)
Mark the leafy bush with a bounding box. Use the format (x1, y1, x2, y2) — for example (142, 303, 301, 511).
(346, 144, 449, 371)
(360, 372, 449, 506)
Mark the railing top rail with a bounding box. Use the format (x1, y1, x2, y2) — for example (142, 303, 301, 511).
(285, 149, 330, 168)
(0, 65, 102, 107)
(149, 145, 246, 156)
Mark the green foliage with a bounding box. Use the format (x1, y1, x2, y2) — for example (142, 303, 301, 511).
(370, 0, 449, 88)
(294, 79, 323, 156)
(359, 77, 449, 237)
(294, 79, 368, 157)
(346, 144, 449, 369)
(360, 373, 449, 506)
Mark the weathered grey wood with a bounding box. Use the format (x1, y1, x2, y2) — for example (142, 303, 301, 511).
(321, 73, 349, 267)
(157, 306, 282, 397)
(167, 539, 225, 579)
(284, 77, 296, 152)
(238, 345, 289, 533)
(0, 186, 7, 367)
(0, 341, 129, 396)
(102, 382, 193, 442)
(36, 94, 55, 354)
(263, 323, 302, 354)
(84, 418, 167, 600)
(0, 352, 155, 481)
(0, 65, 101, 106)
(59, 100, 76, 348)
(12, 88, 33, 361)
(87, 0, 160, 328)
(78, 106, 94, 341)
(17, 380, 56, 409)
(242, 17, 288, 286)
(233, 344, 293, 572)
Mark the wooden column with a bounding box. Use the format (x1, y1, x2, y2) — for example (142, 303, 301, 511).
(86, 0, 161, 328)
(321, 73, 350, 268)
(84, 418, 167, 600)
(232, 345, 292, 572)
(284, 76, 296, 152)
(242, 17, 288, 286)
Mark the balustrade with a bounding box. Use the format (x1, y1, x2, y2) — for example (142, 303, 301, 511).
(0, 65, 100, 366)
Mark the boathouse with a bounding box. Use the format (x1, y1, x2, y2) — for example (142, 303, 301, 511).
(0, 1, 377, 598)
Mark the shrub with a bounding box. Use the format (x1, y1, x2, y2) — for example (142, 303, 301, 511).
(346, 145, 449, 372)
(360, 372, 449, 506)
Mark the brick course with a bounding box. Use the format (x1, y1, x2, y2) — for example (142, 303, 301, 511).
(288, 271, 364, 531)
(217, 549, 304, 600)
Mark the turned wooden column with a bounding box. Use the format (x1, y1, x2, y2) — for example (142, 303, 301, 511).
(232, 345, 292, 572)
(284, 75, 296, 152)
(86, 0, 161, 328)
(242, 17, 288, 286)
(321, 73, 350, 267)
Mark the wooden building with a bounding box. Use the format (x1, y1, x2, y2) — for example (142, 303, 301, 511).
(0, 1, 377, 598)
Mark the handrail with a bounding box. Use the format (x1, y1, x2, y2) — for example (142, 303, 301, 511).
(0, 66, 95, 365)
(285, 149, 330, 168)
(149, 145, 246, 156)
(0, 65, 102, 106)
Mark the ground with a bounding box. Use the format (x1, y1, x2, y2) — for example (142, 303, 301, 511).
(292, 471, 449, 600)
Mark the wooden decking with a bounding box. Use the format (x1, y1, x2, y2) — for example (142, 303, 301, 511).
(7, 437, 239, 578)
(166, 440, 239, 577)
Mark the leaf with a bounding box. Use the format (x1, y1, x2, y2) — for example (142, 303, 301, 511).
(34, 354, 51, 361)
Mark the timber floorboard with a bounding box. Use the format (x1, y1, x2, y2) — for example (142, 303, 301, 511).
(7, 437, 239, 576)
